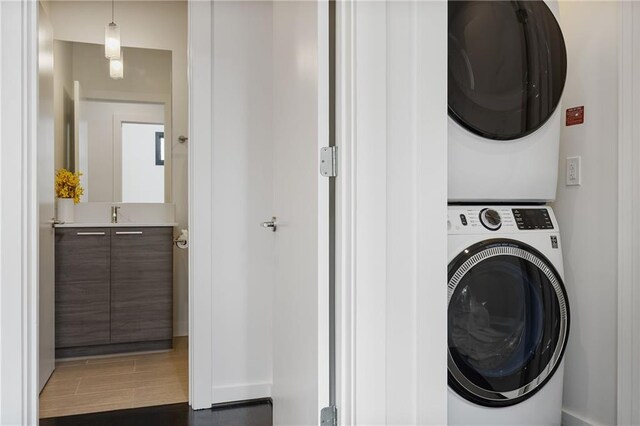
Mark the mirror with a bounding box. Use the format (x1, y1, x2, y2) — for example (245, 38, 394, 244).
(54, 41, 172, 203)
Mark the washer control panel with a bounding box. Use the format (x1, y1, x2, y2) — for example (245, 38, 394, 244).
(512, 208, 554, 230)
(448, 206, 556, 234)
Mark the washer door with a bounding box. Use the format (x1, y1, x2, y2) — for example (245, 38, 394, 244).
(448, 1, 567, 140)
(448, 239, 569, 407)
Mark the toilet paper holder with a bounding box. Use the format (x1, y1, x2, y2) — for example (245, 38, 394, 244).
(174, 229, 189, 249)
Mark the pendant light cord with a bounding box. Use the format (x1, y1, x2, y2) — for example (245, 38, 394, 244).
(111, 0, 114, 24)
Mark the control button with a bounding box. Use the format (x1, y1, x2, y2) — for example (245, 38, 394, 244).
(479, 208, 502, 231)
(460, 214, 468, 226)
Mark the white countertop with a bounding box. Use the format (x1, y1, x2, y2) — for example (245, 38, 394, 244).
(54, 222, 179, 228)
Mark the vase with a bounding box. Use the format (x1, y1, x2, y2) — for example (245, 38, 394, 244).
(56, 198, 75, 223)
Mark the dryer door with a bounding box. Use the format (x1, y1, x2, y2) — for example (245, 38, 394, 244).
(448, 1, 567, 140)
(448, 239, 569, 407)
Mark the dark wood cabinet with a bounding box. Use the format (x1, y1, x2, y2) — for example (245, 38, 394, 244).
(55, 228, 111, 348)
(110, 228, 173, 343)
(55, 227, 173, 358)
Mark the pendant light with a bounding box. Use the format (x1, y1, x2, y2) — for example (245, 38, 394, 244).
(110, 52, 124, 80)
(104, 0, 121, 60)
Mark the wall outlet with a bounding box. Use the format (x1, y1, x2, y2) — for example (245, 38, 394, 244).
(566, 156, 581, 186)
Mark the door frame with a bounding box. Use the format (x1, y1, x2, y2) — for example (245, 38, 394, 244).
(0, 0, 40, 423)
(618, 2, 640, 424)
(187, 0, 213, 410)
(0, 1, 201, 422)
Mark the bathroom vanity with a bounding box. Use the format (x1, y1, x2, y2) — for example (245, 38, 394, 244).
(54, 224, 175, 358)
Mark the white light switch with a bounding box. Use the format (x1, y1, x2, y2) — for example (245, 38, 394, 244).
(566, 156, 581, 186)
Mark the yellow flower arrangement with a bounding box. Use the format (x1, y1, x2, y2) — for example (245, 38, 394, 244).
(55, 169, 84, 204)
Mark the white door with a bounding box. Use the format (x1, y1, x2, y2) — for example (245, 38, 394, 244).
(272, 1, 330, 424)
(38, 2, 55, 392)
(194, 0, 330, 418)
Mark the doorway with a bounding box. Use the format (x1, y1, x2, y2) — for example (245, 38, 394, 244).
(37, 0, 190, 419)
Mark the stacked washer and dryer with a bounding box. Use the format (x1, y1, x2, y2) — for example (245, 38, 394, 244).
(447, 1, 570, 425)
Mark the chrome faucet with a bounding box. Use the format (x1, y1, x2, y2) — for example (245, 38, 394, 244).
(111, 206, 121, 224)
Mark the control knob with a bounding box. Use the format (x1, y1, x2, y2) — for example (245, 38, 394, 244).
(479, 208, 502, 231)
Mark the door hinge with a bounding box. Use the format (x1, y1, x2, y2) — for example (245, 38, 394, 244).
(320, 146, 338, 177)
(321, 405, 337, 426)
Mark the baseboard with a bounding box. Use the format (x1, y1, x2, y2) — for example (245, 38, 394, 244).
(212, 383, 272, 405)
(562, 409, 596, 426)
(211, 397, 272, 410)
(173, 323, 188, 337)
(56, 339, 172, 358)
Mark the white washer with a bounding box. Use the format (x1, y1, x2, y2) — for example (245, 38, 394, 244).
(448, 205, 569, 425)
(448, 1, 567, 202)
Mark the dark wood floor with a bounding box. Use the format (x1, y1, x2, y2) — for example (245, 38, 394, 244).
(39, 400, 272, 426)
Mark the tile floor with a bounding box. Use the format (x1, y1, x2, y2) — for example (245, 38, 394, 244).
(39, 337, 188, 419)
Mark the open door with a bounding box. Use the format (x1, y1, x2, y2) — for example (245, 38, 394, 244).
(38, 1, 55, 392)
(194, 1, 331, 421)
(271, 1, 331, 424)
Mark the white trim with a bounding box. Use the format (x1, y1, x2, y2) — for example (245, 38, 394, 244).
(335, 1, 447, 423)
(0, 0, 39, 424)
(27, 2, 39, 421)
(187, 0, 213, 410)
(618, 2, 640, 425)
(414, 2, 448, 423)
(211, 383, 272, 405)
(335, 0, 356, 423)
(562, 409, 597, 426)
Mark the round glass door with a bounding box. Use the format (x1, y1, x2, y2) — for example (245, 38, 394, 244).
(448, 239, 569, 407)
(448, 1, 567, 140)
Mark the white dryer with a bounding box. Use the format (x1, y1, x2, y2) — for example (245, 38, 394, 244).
(448, 1, 567, 202)
(448, 205, 570, 425)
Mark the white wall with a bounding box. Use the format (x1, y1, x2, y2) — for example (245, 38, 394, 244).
(72, 42, 172, 100)
(553, 2, 619, 425)
(210, 1, 274, 403)
(81, 100, 164, 202)
(49, 1, 189, 336)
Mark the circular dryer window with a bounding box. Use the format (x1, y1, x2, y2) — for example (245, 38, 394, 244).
(448, 1, 567, 140)
(447, 239, 569, 407)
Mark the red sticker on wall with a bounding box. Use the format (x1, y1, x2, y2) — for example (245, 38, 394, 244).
(566, 106, 584, 126)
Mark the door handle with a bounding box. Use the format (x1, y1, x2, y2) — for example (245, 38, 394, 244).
(261, 217, 277, 232)
(76, 232, 106, 236)
(115, 231, 143, 235)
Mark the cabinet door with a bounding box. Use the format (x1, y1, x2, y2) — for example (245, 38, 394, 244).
(110, 227, 173, 343)
(55, 228, 111, 348)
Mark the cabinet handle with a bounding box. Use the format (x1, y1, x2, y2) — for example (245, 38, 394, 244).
(76, 232, 106, 236)
(115, 231, 143, 235)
